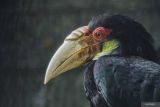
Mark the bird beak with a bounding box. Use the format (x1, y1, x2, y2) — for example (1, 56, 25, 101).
(44, 26, 101, 84)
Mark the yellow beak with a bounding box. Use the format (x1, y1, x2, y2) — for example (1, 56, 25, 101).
(44, 26, 100, 84)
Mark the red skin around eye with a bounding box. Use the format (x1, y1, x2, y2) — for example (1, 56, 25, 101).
(92, 27, 112, 41)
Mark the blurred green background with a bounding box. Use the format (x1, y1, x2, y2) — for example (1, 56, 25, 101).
(0, 0, 160, 107)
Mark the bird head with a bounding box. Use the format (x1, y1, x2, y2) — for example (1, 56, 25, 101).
(44, 14, 157, 84)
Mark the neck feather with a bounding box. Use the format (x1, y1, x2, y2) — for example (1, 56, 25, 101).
(93, 39, 120, 60)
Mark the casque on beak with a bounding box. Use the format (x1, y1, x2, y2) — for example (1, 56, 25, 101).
(44, 26, 101, 84)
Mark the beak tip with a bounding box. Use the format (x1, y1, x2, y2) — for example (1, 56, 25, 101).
(44, 72, 51, 85)
(44, 70, 56, 85)
(44, 77, 48, 85)
(44, 79, 48, 85)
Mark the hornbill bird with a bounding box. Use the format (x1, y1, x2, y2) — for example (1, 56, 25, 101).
(44, 14, 160, 107)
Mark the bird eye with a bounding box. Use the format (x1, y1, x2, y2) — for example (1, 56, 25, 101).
(96, 32, 101, 36)
(92, 27, 112, 41)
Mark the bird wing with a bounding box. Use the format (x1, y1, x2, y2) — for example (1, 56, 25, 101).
(93, 56, 160, 107)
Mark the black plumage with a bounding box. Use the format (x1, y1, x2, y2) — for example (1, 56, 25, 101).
(84, 14, 160, 107)
(84, 61, 108, 107)
(88, 14, 158, 62)
(84, 56, 160, 107)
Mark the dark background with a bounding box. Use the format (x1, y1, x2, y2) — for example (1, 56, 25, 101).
(0, 0, 160, 107)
